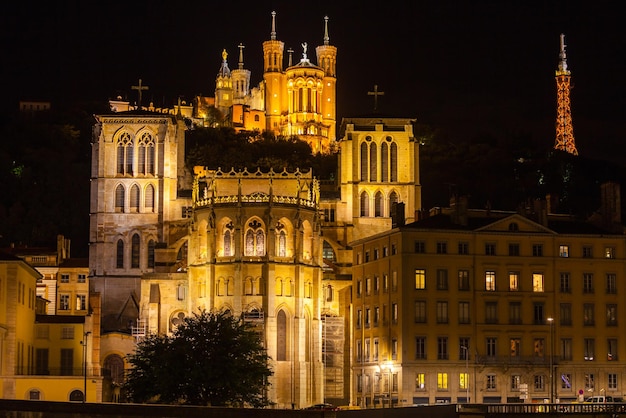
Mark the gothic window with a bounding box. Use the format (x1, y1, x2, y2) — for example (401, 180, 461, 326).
(226, 277, 234, 295)
(278, 230, 287, 257)
(381, 142, 389, 182)
(389, 191, 398, 217)
(277, 310, 287, 361)
(223, 229, 232, 256)
(244, 219, 265, 256)
(360, 191, 369, 217)
(131, 234, 140, 268)
(137, 132, 155, 175)
(116, 132, 133, 175)
(145, 184, 155, 212)
(369, 143, 377, 182)
(116, 239, 124, 268)
(103, 354, 125, 385)
(275, 278, 283, 296)
(390, 142, 398, 182)
(360, 142, 368, 181)
(115, 184, 125, 212)
(130, 184, 140, 212)
(222, 221, 234, 256)
(147, 239, 155, 268)
(374, 192, 383, 217)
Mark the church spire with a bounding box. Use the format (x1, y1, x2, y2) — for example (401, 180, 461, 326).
(270, 10, 277, 41)
(323, 16, 330, 46)
(238, 43, 245, 70)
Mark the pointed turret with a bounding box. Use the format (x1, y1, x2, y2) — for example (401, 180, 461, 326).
(316, 15, 338, 142)
(232, 43, 251, 101)
(215, 49, 233, 113)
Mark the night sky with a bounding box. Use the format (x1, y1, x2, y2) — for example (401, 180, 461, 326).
(3, 1, 625, 161)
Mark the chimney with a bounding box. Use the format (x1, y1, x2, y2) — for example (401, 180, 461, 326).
(450, 195, 468, 226)
(600, 182, 621, 226)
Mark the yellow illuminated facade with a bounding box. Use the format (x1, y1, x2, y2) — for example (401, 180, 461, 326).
(351, 191, 626, 406)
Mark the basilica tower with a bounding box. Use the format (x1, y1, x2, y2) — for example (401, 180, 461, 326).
(263, 11, 286, 132)
(315, 16, 338, 143)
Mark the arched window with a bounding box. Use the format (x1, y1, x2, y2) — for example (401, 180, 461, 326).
(360, 191, 369, 217)
(116, 239, 124, 268)
(145, 184, 155, 212)
(369, 143, 377, 182)
(244, 277, 254, 295)
(69, 390, 84, 402)
(381, 142, 389, 182)
(216, 278, 224, 296)
(390, 142, 398, 182)
(277, 230, 287, 257)
(285, 279, 294, 297)
(224, 229, 232, 256)
(277, 310, 287, 361)
(115, 185, 125, 212)
(130, 184, 140, 212)
(360, 142, 368, 181)
(103, 354, 125, 385)
(375, 192, 383, 217)
(389, 191, 399, 217)
(131, 234, 140, 268)
(244, 220, 265, 256)
(147, 239, 155, 268)
(137, 132, 155, 175)
(116, 132, 133, 175)
(275, 278, 283, 296)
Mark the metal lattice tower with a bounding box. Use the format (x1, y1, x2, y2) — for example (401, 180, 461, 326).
(554, 33, 578, 155)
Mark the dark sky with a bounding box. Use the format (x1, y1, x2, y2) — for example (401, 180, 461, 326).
(3, 1, 625, 160)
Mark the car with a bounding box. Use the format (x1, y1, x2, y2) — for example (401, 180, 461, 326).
(303, 403, 339, 411)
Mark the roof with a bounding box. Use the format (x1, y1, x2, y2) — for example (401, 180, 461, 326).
(401, 212, 618, 236)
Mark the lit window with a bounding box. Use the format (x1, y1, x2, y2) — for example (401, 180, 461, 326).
(605, 247, 616, 259)
(437, 373, 448, 390)
(559, 245, 569, 257)
(415, 269, 426, 289)
(532, 273, 544, 292)
(485, 271, 496, 291)
(509, 271, 520, 291)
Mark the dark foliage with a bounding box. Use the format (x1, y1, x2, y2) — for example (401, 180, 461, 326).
(124, 310, 272, 407)
(185, 127, 337, 180)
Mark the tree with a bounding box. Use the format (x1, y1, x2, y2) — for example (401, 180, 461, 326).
(124, 310, 272, 407)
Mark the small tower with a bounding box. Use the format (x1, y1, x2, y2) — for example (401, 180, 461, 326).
(554, 33, 578, 155)
(231, 43, 251, 102)
(263, 11, 285, 131)
(215, 49, 233, 115)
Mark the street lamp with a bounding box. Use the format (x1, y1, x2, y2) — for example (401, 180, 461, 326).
(82, 331, 91, 403)
(461, 346, 470, 403)
(547, 317, 554, 405)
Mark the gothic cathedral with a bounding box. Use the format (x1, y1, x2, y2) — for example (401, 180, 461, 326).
(91, 11, 421, 408)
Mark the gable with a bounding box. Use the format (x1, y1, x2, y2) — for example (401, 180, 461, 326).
(475, 214, 555, 234)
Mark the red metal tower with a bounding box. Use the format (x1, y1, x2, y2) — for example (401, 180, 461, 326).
(554, 33, 578, 155)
